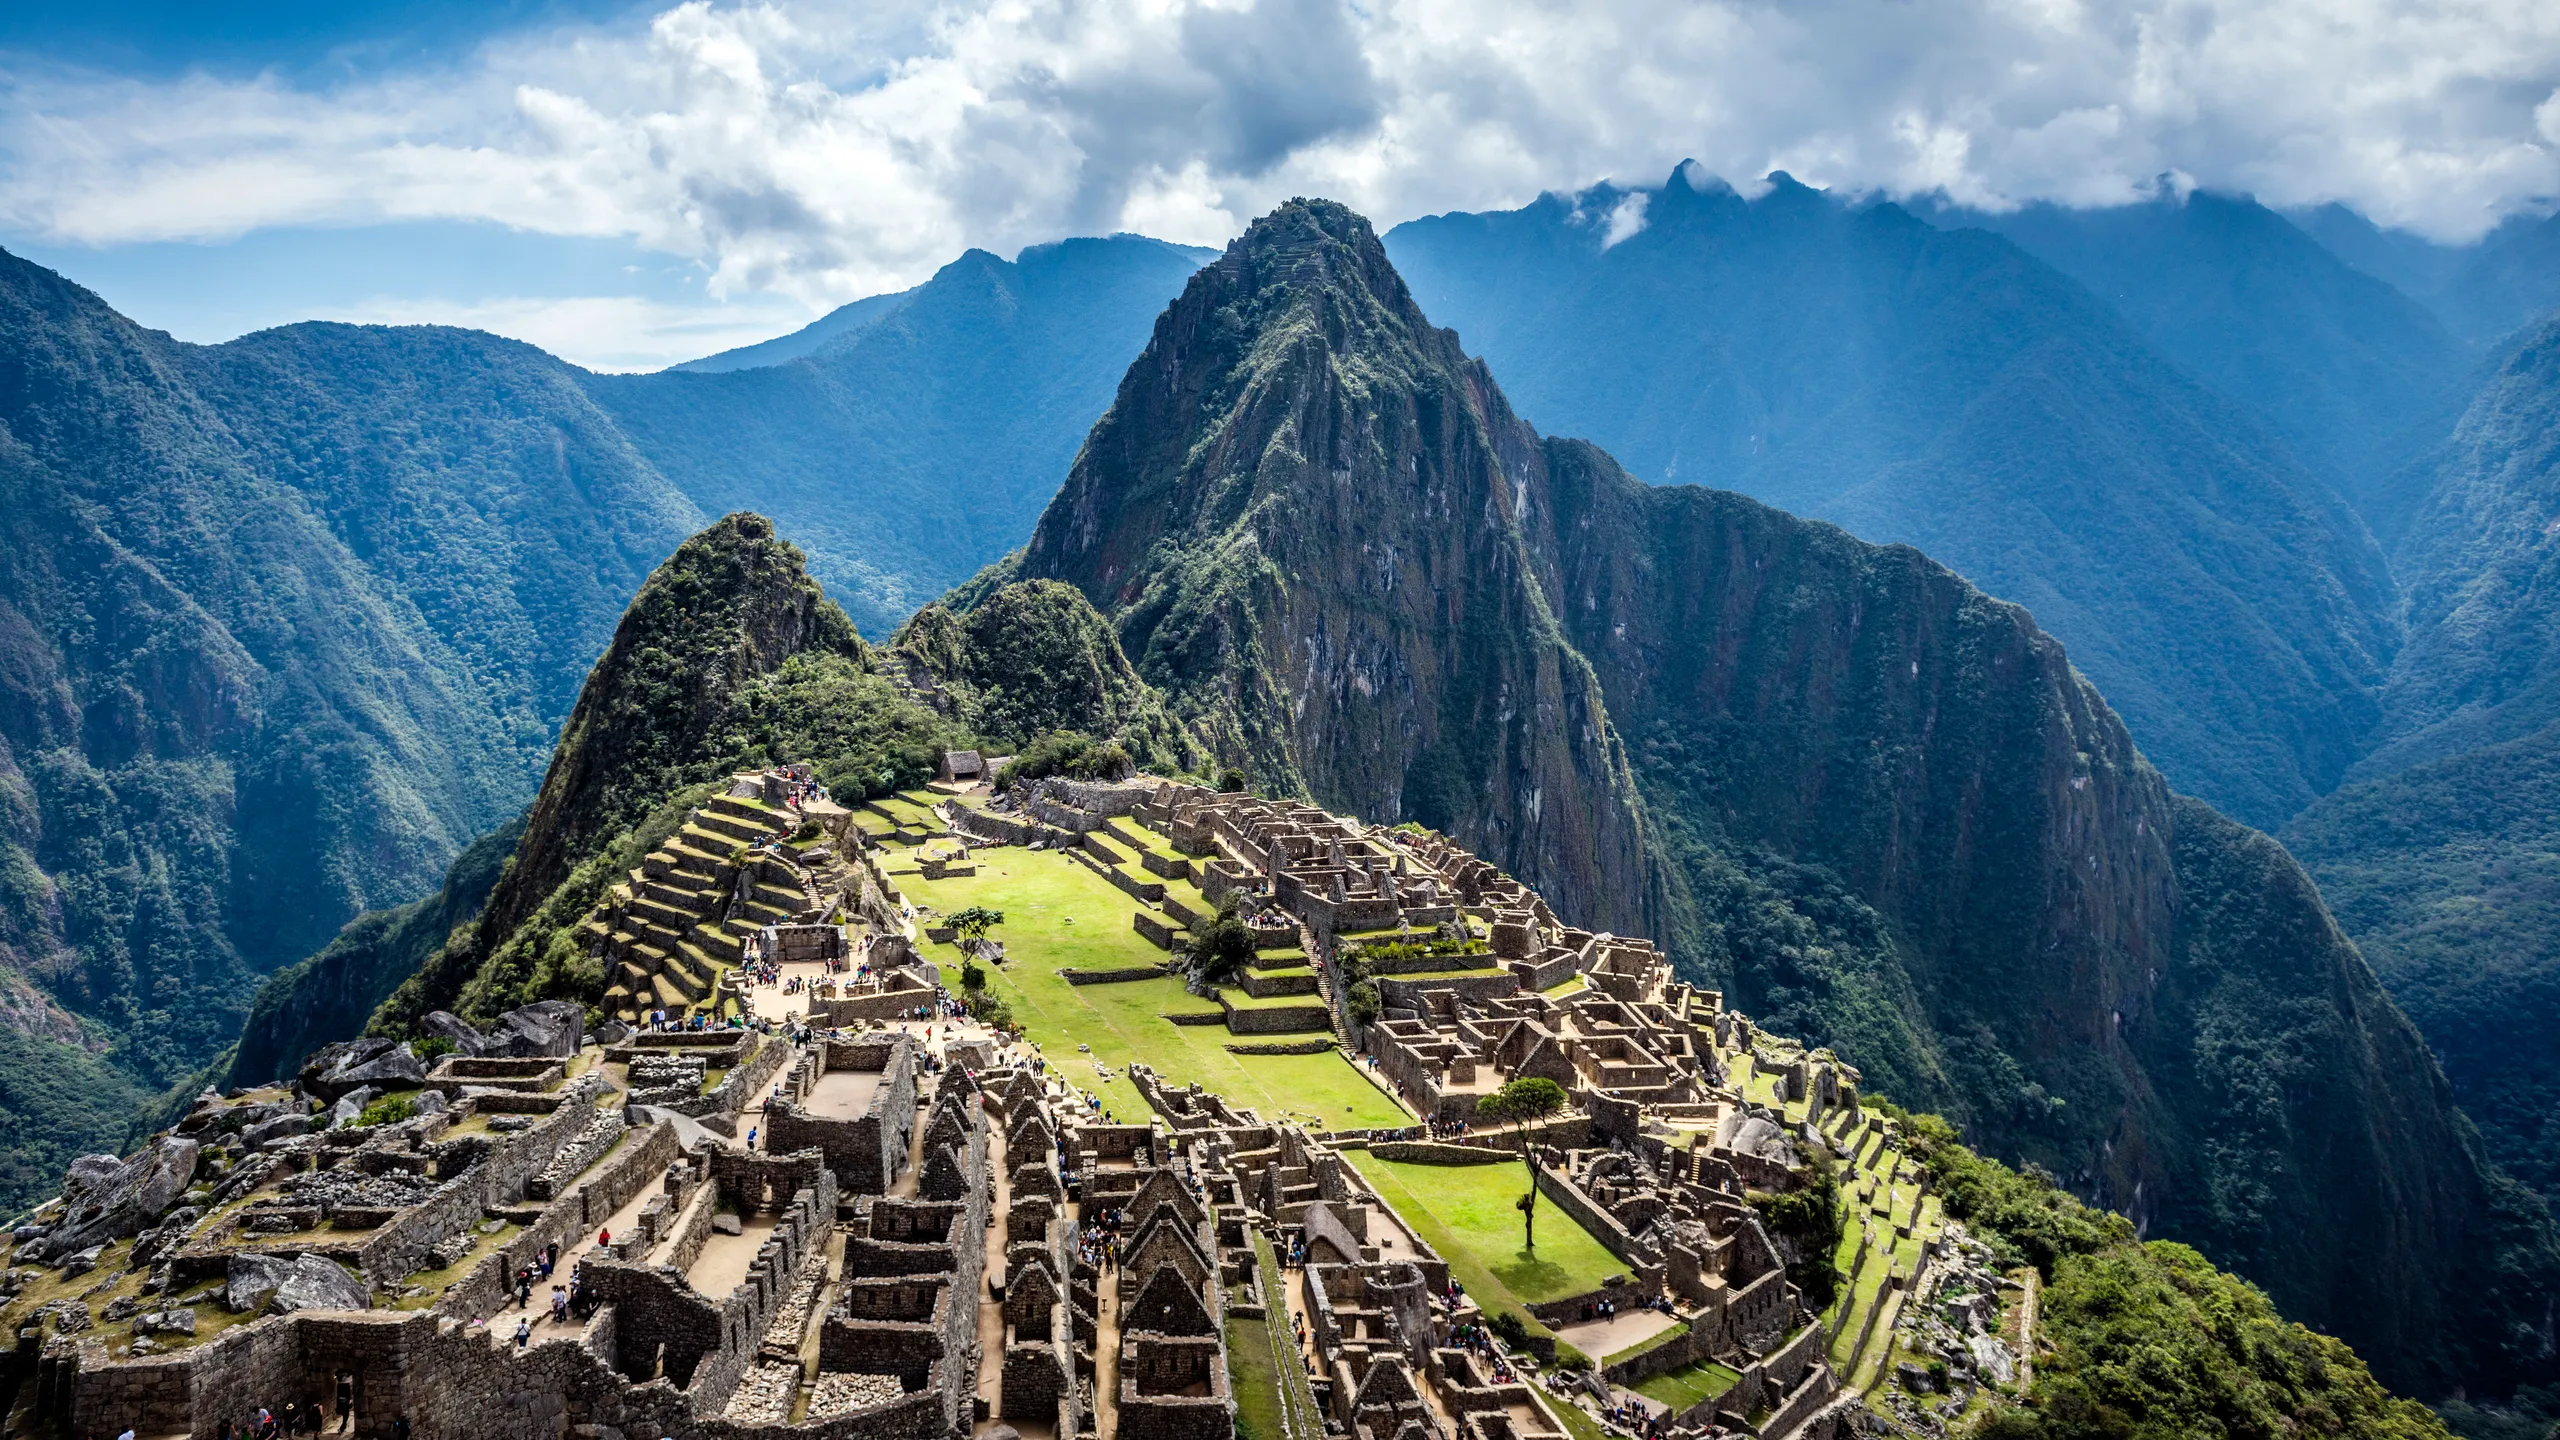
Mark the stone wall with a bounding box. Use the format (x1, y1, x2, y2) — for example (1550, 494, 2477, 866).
(1533, 1167, 1657, 1285)
(1360, 1140, 1510, 1166)
(1220, 1000, 1333, 1035)
(764, 1036, 916, 1195)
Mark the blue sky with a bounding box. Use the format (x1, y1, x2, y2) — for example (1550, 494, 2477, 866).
(4, 0, 2557, 371)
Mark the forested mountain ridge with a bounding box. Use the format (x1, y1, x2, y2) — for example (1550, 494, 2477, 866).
(1383, 171, 2397, 829)
(991, 197, 2560, 1396)
(0, 235, 1207, 1210)
(2285, 314, 2560, 1209)
(0, 247, 700, 1209)
(1913, 188, 2471, 540)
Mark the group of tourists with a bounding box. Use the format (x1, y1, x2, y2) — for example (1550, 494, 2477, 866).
(197, 1390, 404, 1440)
(1447, 1320, 1519, 1383)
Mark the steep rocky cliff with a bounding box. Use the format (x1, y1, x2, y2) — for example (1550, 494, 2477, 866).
(1009, 203, 1656, 936)
(996, 199, 2559, 1394)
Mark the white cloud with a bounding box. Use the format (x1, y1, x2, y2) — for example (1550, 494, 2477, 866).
(310, 291, 817, 371)
(4, 0, 2557, 330)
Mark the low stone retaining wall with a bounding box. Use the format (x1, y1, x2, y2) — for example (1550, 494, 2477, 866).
(808, 985, 937, 1025)
(1066, 845, 1164, 904)
(1060, 964, 1173, 985)
(1163, 1011, 1226, 1026)
(1362, 1140, 1513, 1165)
(1223, 1038, 1337, 1056)
(1220, 1000, 1334, 1035)
(1537, 1166, 1661, 1286)
(1131, 912, 1178, 949)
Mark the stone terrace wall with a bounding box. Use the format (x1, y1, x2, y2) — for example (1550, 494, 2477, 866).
(1534, 1167, 1659, 1286)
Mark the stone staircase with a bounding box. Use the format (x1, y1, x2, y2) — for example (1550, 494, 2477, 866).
(588, 786, 801, 1023)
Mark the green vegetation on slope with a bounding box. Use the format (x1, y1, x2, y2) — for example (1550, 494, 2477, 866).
(896, 579, 1203, 774)
(0, 249, 701, 1213)
(1894, 1112, 2455, 1440)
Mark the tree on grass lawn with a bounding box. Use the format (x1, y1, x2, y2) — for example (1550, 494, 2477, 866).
(960, 960, 987, 994)
(949, 906, 1005, 945)
(1477, 1076, 1569, 1251)
(1185, 898, 1259, 993)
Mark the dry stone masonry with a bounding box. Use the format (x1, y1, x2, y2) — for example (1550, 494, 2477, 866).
(0, 764, 1967, 1440)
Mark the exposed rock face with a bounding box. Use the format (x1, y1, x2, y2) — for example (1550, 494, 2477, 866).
(37, 1137, 199, 1262)
(300, 1038, 425, 1099)
(1000, 198, 2560, 1393)
(483, 1000, 584, 1058)
(225, 1253, 369, 1314)
(422, 1011, 493, 1056)
(1015, 200, 1655, 937)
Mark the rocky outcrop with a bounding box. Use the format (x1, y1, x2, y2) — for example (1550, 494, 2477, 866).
(33, 1137, 199, 1262)
(300, 1038, 427, 1101)
(225, 1253, 370, 1314)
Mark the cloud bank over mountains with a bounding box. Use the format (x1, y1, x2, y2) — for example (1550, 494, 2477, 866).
(4, 0, 2557, 351)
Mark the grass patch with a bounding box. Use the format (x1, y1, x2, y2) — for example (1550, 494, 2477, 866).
(1227, 1313, 1288, 1440)
(898, 853, 1404, 1129)
(1633, 1358, 1742, 1413)
(1346, 1153, 1621, 1316)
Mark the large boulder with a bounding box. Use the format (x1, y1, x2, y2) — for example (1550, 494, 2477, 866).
(39, 1138, 200, 1262)
(302, 1038, 425, 1101)
(226, 1253, 369, 1314)
(241, 1112, 314, 1148)
(326, 1088, 377, 1130)
(422, 1011, 491, 1057)
(486, 1000, 584, 1059)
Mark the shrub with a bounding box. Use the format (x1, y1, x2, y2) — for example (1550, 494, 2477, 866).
(413, 1037, 457, 1063)
(996, 731, 1135, 787)
(1346, 980, 1382, 1025)
(355, 1093, 419, 1128)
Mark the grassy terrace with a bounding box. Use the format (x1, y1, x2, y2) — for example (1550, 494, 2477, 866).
(895, 851, 1405, 1130)
(1633, 1358, 1743, 1413)
(1344, 1153, 1622, 1336)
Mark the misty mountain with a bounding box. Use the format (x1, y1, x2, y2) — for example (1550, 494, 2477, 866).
(1916, 189, 2469, 537)
(1384, 170, 2396, 829)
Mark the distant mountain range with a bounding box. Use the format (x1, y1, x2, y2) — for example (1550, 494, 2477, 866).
(5, 170, 2560, 1405)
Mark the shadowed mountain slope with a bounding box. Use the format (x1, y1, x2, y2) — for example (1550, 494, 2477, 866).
(1917, 190, 2469, 541)
(1383, 171, 2397, 829)
(2286, 314, 2560, 1207)
(0, 248, 701, 1208)
(994, 198, 2558, 1395)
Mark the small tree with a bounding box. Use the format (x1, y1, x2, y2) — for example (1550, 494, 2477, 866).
(1185, 899, 1259, 992)
(960, 960, 988, 995)
(1476, 1076, 1569, 1252)
(948, 906, 1006, 945)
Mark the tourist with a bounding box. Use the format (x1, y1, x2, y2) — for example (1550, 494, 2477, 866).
(515, 1316, 532, 1349)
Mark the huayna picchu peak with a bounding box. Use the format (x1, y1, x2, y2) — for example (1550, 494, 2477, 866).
(0, 195, 2552, 1440)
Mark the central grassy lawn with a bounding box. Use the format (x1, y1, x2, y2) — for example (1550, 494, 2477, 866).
(1633, 1358, 1742, 1412)
(895, 852, 1407, 1130)
(1346, 1153, 1624, 1320)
